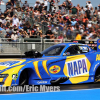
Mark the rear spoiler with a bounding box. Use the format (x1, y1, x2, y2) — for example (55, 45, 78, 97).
(97, 39, 100, 51)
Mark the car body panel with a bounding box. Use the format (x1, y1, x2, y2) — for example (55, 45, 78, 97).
(0, 41, 100, 86)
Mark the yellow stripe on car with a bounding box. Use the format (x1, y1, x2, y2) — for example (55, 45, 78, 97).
(42, 60, 50, 76)
(33, 61, 42, 80)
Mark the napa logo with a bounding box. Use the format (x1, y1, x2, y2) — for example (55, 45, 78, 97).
(0, 61, 20, 67)
(49, 65, 61, 74)
(66, 58, 88, 77)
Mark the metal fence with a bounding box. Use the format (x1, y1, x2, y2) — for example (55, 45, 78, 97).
(0, 38, 62, 55)
(0, 38, 98, 55)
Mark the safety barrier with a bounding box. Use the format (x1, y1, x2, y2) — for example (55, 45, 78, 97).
(0, 38, 98, 55)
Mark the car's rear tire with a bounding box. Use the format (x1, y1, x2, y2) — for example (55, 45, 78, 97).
(95, 67, 100, 83)
(19, 70, 28, 85)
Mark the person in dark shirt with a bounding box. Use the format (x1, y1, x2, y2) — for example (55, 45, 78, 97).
(39, 3, 44, 13)
(49, 0, 55, 11)
(6, 1, 13, 9)
(85, 7, 91, 19)
(72, 6, 77, 14)
(23, 1, 29, 8)
(45, 28, 54, 39)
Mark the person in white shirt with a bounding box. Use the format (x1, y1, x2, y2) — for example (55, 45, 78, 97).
(37, 0, 43, 4)
(12, 14, 19, 26)
(34, 1, 40, 8)
(0, 15, 6, 25)
(44, 0, 48, 11)
(11, 31, 18, 42)
(86, 32, 95, 39)
(86, 1, 93, 10)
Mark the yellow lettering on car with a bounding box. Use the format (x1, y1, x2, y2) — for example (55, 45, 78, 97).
(96, 54, 100, 61)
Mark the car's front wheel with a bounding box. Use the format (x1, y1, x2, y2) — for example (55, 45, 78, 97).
(19, 70, 28, 85)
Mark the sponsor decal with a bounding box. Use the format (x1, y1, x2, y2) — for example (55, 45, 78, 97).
(98, 40, 100, 43)
(66, 58, 88, 77)
(90, 41, 93, 44)
(88, 44, 91, 46)
(85, 41, 89, 44)
(73, 41, 78, 43)
(92, 44, 95, 46)
(94, 41, 97, 44)
(96, 54, 100, 61)
(12, 74, 18, 80)
(49, 65, 61, 74)
(94, 44, 97, 47)
(98, 45, 100, 49)
(79, 46, 88, 51)
(0, 61, 20, 67)
(37, 81, 47, 84)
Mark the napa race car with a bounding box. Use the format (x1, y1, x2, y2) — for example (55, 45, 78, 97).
(1, 39, 100, 86)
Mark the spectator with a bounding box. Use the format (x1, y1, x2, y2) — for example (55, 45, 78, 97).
(5, 30, 11, 38)
(45, 28, 54, 39)
(14, 0, 22, 8)
(11, 31, 18, 42)
(6, 25, 13, 35)
(86, 1, 93, 10)
(16, 7, 22, 17)
(71, 18, 77, 26)
(44, 0, 48, 11)
(11, 0, 14, 6)
(59, 21, 64, 31)
(0, 15, 6, 25)
(18, 24, 23, 30)
(75, 32, 82, 40)
(85, 7, 91, 19)
(72, 6, 77, 15)
(6, 0, 13, 9)
(0, 0, 100, 41)
(58, 33, 63, 42)
(34, 1, 40, 10)
(12, 14, 19, 26)
(66, 25, 72, 39)
(39, 3, 44, 13)
(23, 1, 29, 8)
(37, 0, 44, 4)
(49, 0, 55, 11)
(68, 0, 73, 14)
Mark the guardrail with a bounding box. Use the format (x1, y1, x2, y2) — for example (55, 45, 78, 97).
(0, 38, 98, 55)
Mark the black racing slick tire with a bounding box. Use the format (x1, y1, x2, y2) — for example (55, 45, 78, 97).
(95, 75, 100, 83)
(19, 70, 28, 85)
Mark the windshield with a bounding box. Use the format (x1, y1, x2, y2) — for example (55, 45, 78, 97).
(41, 45, 65, 56)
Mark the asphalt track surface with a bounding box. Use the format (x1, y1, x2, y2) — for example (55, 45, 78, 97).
(0, 83, 100, 94)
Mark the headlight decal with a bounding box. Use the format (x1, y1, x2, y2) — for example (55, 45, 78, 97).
(0, 74, 8, 78)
